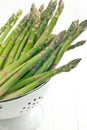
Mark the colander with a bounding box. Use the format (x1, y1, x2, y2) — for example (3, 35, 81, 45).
(0, 81, 50, 120)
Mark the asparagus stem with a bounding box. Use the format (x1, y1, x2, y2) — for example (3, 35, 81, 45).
(67, 40, 86, 51)
(5, 70, 52, 94)
(0, 0, 64, 71)
(35, 46, 61, 74)
(0, 34, 64, 95)
(0, 30, 65, 80)
(0, 11, 23, 55)
(2, 58, 81, 100)
(22, 8, 40, 53)
(23, 40, 61, 78)
(34, 0, 64, 47)
(4, 27, 30, 67)
(3, 14, 31, 67)
(35, 0, 57, 41)
(39, 4, 44, 13)
(23, 60, 44, 78)
(0, 10, 22, 43)
(0, 11, 31, 69)
(0, 63, 24, 86)
(52, 20, 87, 67)
(0, 13, 15, 35)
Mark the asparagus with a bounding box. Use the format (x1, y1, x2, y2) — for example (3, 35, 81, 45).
(0, 13, 15, 35)
(0, 30, 65, 81)
(0, 12, 30, 67)
(2, 58, 81, 100)
(23, 60, 44, 78)
(51, 20, 87, 67)
(24, 35, 58, 78)
(0, 34, 64, 95)
(4, 5, 38, 66)
(23, 42, 61, 78)
(14, 4, 40, 60)
(39, 4, 44, 13)
(67, 40, 86, 51)
(0, 0, 63, 71)
(0, 63, 24, 86)
(15, 28, 32, 60)
(34, 0, 64, 48)
(35, 0, 57, 41)
(0, 10, 23, 55)
(0, 18, 86, 79)
(21, 7, 40, 54)
(22, 0, 57, 53)
(0, 10, 22, 43)
(5, 73, 46, 94)
(4, 26, 30, 67)
(0, 31, 65, 86)
(0, 6, 38, 68)
(35, 46, 61, 74)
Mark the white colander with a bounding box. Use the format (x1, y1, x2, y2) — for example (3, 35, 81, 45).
(0, 81, 50, 120)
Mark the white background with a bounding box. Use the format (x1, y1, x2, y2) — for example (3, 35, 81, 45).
(0, 0, 87, 130)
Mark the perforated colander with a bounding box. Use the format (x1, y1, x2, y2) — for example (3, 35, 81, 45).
(0, 81, 50, 119)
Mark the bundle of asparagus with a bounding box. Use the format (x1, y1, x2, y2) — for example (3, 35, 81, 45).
(0, 0, 87, 100)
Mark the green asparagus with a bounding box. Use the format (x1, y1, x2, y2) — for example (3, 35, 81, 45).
(2, 58, 81, 100)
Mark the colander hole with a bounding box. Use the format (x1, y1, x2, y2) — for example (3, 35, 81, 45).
(28, 102, 31, 105)
(27, 107, 30, 109)
(34, 98, 36, 101)
(38, 96, 41, 99)
(23, 107, 26, 109)
(20, 111, 23, 113)
(33, 103, 35, 105)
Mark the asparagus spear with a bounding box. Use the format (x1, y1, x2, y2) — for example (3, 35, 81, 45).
(0, 31, 65, 87)
(1, 18, 86, 78)
(23, 42, 61, 78)
(0, 34, 63, 95)
(0, 13, 15, 35)
(35, 46, 61, 74)
(10, 4, 40, 61)
(0, 10, 23, 55)
(35, 0, 57, 41)
(0, 63, 26, 86)
(4, 27, 31, 67)
(0, 30, 65, 81)
(51, 20, 87, 67)
(4, 5, 38, 66)
(22, 0, 57, 53)
(0, 0, 63, 71)
(20, 6, 40, 54)
(2, 58, 81, 100)
(0, 5, 36, 69)
(39, 4, 44, 13)
(24, 60, 44, 78)
(0, 10, 22, 43)
(34, 0, 64, 48)
(26, 32, 65, 76)
(5, 72, 47, 94)
(0, 11, 30, 57)
(67, 40, 86, 51)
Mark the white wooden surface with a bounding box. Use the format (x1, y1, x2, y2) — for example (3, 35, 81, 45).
(0, 0, 87, 130)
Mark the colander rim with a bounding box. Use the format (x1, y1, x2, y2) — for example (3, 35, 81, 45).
(0, 81, 48, 103)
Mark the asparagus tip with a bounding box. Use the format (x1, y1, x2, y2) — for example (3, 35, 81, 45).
(17, 9, 23, 15)
(80, 19, 87, 28)
(59, 0, 64, 9)
(68, 58, 81, 70)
